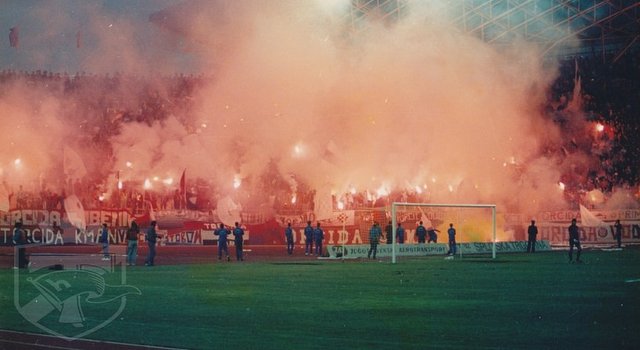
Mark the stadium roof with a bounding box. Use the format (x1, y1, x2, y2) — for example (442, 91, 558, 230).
(150, 1, 639, 62)
(349, 0, 640, 61)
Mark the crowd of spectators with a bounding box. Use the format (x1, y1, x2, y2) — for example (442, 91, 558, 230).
(545, 49, 640, 208)
(1, 70, 209, 213)
(1, 48, 639, 215)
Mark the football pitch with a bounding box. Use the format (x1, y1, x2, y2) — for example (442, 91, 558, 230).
(1, 248, 639, 349)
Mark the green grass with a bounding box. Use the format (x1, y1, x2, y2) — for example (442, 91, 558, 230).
(1, 249, 639, 349)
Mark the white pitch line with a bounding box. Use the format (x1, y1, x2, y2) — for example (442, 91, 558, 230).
(624, 278, 640, 283)
(0, 329, 186, 350)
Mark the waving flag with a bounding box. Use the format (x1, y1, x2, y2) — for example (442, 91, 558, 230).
(216, 196, 241, 226)
(417, 207, 435, 229)
(579, 204, 611, 237)
(179, 169, 187, 210)
(64, 194, 86, 231)
(179, 169, 186, 196)
(9, 26, 19, 48)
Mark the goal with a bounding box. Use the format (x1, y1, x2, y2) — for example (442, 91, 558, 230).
(390, 202, 497, 263)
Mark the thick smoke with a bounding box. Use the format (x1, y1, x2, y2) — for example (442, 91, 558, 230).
(142, 0, 566, 215)
(1, 0, 625, 216)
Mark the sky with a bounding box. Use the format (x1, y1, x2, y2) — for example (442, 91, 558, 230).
(1, 0, 633, 224)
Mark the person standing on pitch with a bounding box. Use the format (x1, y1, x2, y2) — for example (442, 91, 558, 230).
(368, 221, 382, 259)
(427, 227, 439, 243)
(568, 218, 582, 263)
(304, 221, 314, 256)
(527, 220, 538, 253)
(285, 222, 294, 255)
(99, 223, 110, 261)
(215, 223, 231, 261)
(145, 221, 158, 266)
(396, 222, 405, 244)
(12, 221, 29, 269)
(447, 223, 457, 256)
(416, 221, 427, 244)
(233, 222, 245, 261)
(126, 219, 140, 266)
(385, 221, 393, 244)
(313, 222, 324, 256)
(613, 219, 622, 248)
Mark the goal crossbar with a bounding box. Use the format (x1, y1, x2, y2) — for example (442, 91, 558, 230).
(390, 202, 497, 263)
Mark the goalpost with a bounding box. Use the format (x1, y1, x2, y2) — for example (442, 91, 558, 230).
(390, 202, 497, 264)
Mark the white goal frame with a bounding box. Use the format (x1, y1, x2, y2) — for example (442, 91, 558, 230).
(390, 202, 497, 264)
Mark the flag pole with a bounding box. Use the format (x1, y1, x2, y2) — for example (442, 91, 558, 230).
(180, 169, 186, 210)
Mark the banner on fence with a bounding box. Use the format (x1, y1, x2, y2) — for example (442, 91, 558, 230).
(326, 241, 551, 259)
(1, 205, 638, 246)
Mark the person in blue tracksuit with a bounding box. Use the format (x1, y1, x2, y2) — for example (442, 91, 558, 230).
(427, 228, 439, 243)
(396, 223, 405, 244)
(304, 221, 314, 256)
(233, 222, 245, 261)
(447, 223, 457, 256)
(313, 222, 324, 256)
(99, 223, 110, 261)
(385, 221, 393, 244)
(145, 221, 158, 266)
(215, 223, 231, 261)
(415, 221, 427, 244)
(285, 223, 294, 255)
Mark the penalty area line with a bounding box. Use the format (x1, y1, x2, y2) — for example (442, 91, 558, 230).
(0, 329, 186, 350)
(0, 338, 73, 350)
(624, 278, 640, 283)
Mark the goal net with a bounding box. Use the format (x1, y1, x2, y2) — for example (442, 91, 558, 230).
(390, 202, 497, 263)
